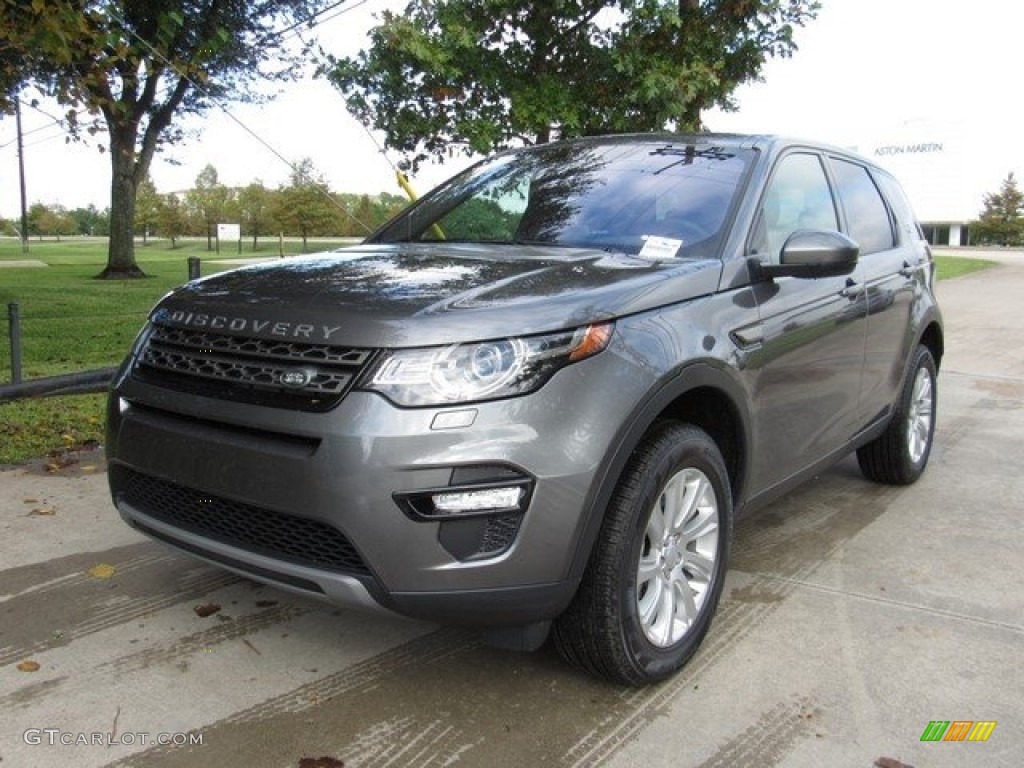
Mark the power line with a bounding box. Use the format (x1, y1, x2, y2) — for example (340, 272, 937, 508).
(5, 1, 384, 232)
(0, 100, 70, 148)
(0, 81, 177, 152)
(266, 0, 366, 41)
(102, 0, 376, 233)
(2, 1, 373, 152)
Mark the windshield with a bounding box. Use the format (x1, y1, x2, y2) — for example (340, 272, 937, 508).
(372, 139, 752, 259)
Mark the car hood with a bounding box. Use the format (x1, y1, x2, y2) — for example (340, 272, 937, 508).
(153, 243, 722, 348)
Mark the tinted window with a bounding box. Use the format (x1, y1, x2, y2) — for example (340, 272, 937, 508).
(874, 170, 924, 244)
(830, 158, 895, 254)
(373, 142, 752, 259)
(751, 153, 838, 261)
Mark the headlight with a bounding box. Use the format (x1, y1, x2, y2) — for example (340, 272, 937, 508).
(362, 322, 614, 406)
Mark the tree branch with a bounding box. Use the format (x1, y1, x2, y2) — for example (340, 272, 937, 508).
(135, 74, 191, 185)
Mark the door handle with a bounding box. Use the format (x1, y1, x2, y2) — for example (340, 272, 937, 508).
(840, 278, 864, 299)
(899, 260, 921, 277)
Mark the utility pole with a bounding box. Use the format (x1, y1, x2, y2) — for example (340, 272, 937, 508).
(15, 98, 29, 255)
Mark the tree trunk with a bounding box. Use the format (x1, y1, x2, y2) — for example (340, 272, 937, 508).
(682, 101, 703, 133)
(98, 127, 146, 279)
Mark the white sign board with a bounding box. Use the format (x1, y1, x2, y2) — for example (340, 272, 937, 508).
(217, 223, 241, 241)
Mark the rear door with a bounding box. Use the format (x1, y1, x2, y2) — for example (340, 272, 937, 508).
(827, 157, 921, 430)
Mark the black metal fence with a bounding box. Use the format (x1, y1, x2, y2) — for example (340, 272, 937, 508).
(1, 301, 127, 403)
(1, 258, 204, 403)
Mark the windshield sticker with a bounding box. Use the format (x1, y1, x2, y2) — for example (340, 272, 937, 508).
(638, 236, 684, 259)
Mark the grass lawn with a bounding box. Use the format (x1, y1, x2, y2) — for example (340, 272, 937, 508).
(0, 236, 353, 464)
(0, 241, 1000, 464)
(932, 252, 1000, 280)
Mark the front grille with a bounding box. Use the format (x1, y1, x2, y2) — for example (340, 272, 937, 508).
(133, 323, 375, 411)
(114, 467, 371, 577)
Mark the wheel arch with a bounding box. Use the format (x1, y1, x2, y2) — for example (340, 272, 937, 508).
(566, 362, 751, 583)
(918, 318, 944, 370)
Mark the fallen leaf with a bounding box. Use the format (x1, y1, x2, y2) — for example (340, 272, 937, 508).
(17, 660, 41, 672)
(29, 507, 57, 517)
(23, 498, 39, 504)
(87, 563, 117, 579)
(194, 603, 221, 618)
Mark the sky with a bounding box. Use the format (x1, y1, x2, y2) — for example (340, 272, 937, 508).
(1, 0, 1022, 222)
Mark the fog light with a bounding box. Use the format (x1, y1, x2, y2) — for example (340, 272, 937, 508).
(432, 487, 523, 515)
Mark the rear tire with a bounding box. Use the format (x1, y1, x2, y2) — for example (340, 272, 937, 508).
(553, 422, 732, 685)
(857, 345, 937, 485)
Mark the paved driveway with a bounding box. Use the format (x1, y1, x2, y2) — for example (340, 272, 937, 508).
(1, 250, 1021, 768)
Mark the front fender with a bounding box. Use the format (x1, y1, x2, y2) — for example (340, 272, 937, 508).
(565, 360, 753, 583)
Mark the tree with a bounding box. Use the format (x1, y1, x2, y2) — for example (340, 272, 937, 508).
(0, 0, 334, 278)
(135, 177, 161, 245)
(26, 202, 50, 240)
(333, 192, 407, 236)
(0, 5, 40, 109)
(971, 173, 1024, 247)
(157, 193, 187, 248)
(26, 202, 77, 240)
(327, 0, 820, 170)
(69, 204, 108, 235)
(238, 180, 273, 250)
(273, 158, 338, 250)
(186, 164, 232, 250)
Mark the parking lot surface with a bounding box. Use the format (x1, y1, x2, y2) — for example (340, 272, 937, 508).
(1, 250, 1021, 768)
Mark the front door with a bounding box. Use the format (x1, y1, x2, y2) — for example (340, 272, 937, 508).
(745, 151, 868, 492)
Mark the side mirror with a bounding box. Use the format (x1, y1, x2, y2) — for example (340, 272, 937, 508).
(755, 229, 860, 279)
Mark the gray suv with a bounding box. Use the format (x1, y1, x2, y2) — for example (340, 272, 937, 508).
(106, 134, 943, 684)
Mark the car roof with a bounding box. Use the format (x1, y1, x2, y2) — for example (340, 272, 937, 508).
(538, 132, 884, 171)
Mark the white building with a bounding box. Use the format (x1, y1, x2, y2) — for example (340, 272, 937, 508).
(857, 121, 975, 246)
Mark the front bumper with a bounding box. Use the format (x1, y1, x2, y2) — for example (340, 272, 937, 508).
(106, 344, 653, 626)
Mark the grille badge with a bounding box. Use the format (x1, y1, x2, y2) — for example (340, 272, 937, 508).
(280, 368, 316, 388)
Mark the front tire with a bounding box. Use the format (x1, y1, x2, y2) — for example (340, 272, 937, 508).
(553, 422, 732, 685)
(857, 345, 937, 485)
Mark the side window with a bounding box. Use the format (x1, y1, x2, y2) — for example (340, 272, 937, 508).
(875, 170, 925, 245)
(830, 158, 896, 255)
(751, 153, 838, 262)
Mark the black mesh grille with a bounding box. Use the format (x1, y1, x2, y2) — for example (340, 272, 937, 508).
(480, 513, 524, 555)
(133, 323, 374, 411)
(114, 467, 370, 577)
